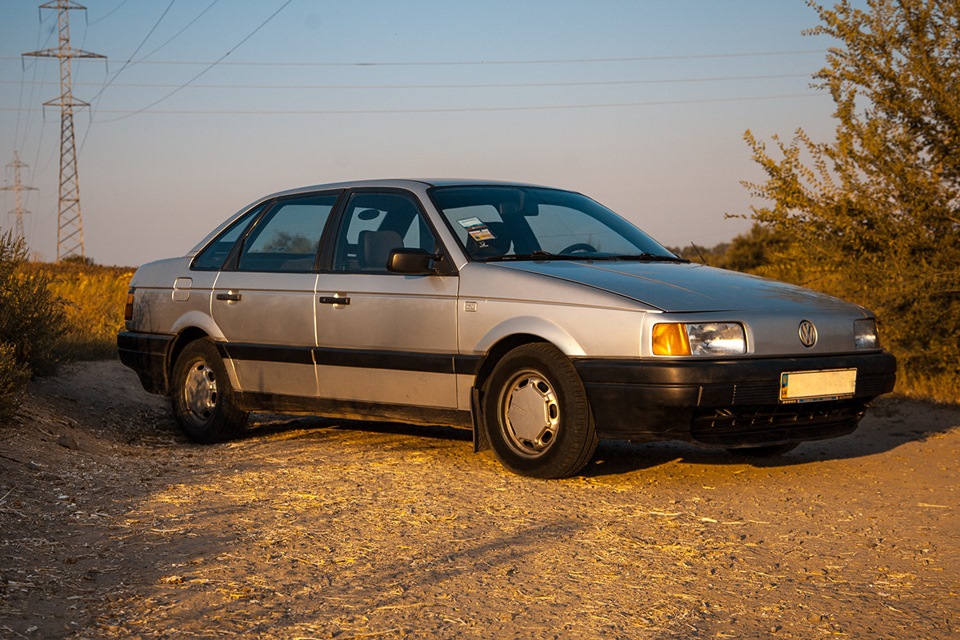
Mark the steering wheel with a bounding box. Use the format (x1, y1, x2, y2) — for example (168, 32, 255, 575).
(559, 243, 597, 255)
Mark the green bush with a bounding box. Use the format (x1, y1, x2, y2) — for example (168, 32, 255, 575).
(0, 232, 68, 419)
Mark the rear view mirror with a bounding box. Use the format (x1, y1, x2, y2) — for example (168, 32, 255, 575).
(387, 249, 440, 275)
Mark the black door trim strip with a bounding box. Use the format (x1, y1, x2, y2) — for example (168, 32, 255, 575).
(220, 342, 483, 375)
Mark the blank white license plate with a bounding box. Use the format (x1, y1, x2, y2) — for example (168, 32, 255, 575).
(780, 368, 857, 403)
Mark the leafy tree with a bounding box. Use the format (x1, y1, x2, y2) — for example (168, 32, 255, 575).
(720, 224, 793, 274)
(669, 224, 791, 273)
(742, 0, 960, 397)
(668, 242, 729, 266)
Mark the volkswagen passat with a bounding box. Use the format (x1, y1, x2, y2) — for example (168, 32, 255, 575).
(118, 180, 896, 478)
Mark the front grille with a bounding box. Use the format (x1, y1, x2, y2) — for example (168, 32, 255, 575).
(731, 381, 780, 405)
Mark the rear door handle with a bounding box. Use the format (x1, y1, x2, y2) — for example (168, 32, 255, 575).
(216, 291, 242, 302)
(318, 296, 350, 305)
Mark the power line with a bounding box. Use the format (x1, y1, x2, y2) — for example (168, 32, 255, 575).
(97, 0, 295, 124)
(2, 91, 823, 117)
(91, 0, 176, 100)
(87, 0, 130, 26)
(0, 48, 828, 68)
(0, 72, 814, 92)
(136, 0, 221, 62)
(79, 0, 177, 154)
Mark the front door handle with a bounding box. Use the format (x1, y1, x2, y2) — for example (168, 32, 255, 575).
(318, 296, 350, 305)
(216, 291, 242, 302)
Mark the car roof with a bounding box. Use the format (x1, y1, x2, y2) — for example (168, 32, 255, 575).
(263, 178, 557, 200)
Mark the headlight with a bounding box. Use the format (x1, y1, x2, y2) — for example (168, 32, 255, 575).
(652, 322, 746, 356)
(854, 318, 879, 349)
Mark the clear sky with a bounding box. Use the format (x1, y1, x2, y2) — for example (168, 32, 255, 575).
(1, 0, 843, 267)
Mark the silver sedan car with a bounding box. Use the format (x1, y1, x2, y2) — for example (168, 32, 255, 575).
(118, 180, 896, 478)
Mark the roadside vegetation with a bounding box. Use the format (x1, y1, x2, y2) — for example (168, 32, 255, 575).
(0, 231, 132, 418)
(21, 258, 134, 361)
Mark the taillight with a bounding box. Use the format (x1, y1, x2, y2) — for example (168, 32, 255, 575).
(124, 288, 135, 321)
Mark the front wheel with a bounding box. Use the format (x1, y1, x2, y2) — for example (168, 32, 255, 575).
(483, 343, 598, 478)
(170, 339, 248, 443)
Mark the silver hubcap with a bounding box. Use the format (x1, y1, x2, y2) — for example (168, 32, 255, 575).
(183, 361, 218, 423)
(500, 370, 560, 458)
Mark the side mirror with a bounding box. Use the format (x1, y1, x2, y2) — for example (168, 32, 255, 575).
(387, 249, 440, 275)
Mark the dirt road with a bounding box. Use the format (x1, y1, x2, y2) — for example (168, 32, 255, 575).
(1, 360, 958, 638)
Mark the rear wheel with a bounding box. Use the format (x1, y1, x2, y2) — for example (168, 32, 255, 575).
(171, 339, 248, 443)
(483, 343, 598, 478)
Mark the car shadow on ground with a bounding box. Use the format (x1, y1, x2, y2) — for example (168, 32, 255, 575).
(583, 397, 959, 477)
(243, 414, 473, 443)
(233, 397, 958, 478)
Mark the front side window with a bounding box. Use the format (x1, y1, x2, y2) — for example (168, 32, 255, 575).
(431, 186, 679, 262)
(333, 192, 438, 273)
(236, 194, 337, 272)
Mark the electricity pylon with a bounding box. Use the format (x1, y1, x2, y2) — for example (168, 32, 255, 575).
(0, 151, 38, 242)
(23, 1, 105, 262)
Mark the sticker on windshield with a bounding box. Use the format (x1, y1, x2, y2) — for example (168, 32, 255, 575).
(458, 217, 496, 242)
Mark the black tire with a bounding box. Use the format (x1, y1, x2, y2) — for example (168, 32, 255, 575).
(726, 443, 799, 458)
(482, 343, 598, 478)
(170, 339, 248, 443)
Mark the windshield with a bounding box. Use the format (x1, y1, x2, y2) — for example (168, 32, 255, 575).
(429, 185, 682, 263)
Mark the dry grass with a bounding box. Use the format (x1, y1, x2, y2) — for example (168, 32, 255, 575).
(892, 369, 960, 406)
(21, 261, 133, 361)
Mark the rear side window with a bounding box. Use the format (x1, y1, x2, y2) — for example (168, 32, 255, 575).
(192, 204, 266, 271)
(237, 194, 338, 272)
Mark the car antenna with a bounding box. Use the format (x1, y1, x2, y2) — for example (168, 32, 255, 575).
(689, 242, 708, 265)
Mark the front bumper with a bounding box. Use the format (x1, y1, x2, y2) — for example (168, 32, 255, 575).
(574, 351, 896, 446)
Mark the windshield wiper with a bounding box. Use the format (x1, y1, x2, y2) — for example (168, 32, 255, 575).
(485, 250, 594, 262)
(601, 253, 690, 263)
(484, 251, 689, 263)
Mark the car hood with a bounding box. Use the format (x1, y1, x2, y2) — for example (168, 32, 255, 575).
(494, 261, 865, 315)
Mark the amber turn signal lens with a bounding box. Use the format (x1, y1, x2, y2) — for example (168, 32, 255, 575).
(652, 323, 691, 356)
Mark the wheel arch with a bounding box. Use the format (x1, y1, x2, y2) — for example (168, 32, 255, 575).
(167, 327, 212, 389)
(470, 331, 580, 454)
(163, 311, 229, 394)
(469, 316, 586, 395)
(472, 333, 549, 399)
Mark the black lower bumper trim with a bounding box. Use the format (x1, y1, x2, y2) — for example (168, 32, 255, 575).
(690, 400, 865, 446)
(117, 331, 173, 394)
(574, 352, 896, 444)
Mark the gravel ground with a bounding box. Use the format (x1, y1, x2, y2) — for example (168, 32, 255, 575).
(1, 360, 957, 639)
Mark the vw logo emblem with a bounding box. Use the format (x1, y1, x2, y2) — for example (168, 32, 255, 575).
(798, 320, 818, 348)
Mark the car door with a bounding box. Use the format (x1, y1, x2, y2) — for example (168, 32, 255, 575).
(314, 190, 459, 409)
(211, 193, 338, 398)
